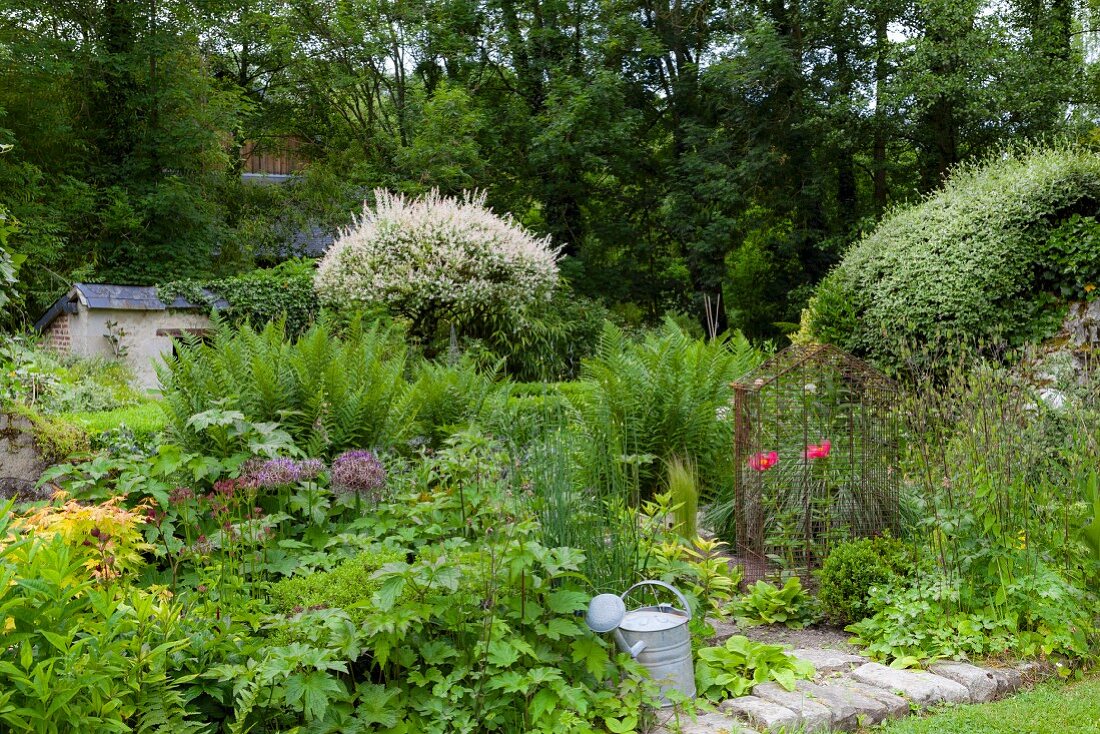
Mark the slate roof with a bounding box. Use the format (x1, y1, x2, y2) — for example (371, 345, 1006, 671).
(34, 283, 229, 332)
(287, 223, 337, 257)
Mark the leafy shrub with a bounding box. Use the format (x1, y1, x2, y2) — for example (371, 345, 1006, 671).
(314, 189, 560, 339)
(847, 568, 1095, 663)
(695, 635, 815, 700)
(804, 145, 1100, 365)
(816, 535, 909, 626)
(269, 548, 404, 631)
(453, 288, 609, 381)
(213, 259, 320, 336)
(571, 319, 761, 502)
(731, 577, 820, 629)
(0, 528, 204, 733)
(158, 317, 414, 457)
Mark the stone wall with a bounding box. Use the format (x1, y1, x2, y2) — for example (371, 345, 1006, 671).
(1063, 300, 1100, 349)
(0, 413, 50, 501)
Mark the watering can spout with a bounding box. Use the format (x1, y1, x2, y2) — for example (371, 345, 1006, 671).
(613, 629, 647, 658)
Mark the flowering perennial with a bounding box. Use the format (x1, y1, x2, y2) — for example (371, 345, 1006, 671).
(748, 451, 778, 471)
(314, 189, 560, 321)
(246, 458, 325, 488)
(803, 440, 832, 460)
(331, 450, 387, 504)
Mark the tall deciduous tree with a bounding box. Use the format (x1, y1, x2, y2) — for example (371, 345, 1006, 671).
(0, 0, 1095, 330)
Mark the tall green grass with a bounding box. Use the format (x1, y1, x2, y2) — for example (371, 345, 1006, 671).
(517, 426, 642, 594)
(667, 456, 699, 541)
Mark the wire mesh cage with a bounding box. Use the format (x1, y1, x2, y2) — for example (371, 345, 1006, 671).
(731, 343, 900, 581)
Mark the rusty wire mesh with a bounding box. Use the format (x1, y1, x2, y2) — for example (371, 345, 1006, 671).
(731, 344, 899, 581)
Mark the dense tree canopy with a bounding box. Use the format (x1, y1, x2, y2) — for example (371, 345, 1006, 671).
(0, 0, 1097, 334)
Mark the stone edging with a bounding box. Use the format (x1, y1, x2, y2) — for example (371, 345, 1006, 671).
(654, 646, 1058, 733)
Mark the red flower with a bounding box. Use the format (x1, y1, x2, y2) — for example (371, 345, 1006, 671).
(748, 451, 779, 471)
(804, 439, 832, 460)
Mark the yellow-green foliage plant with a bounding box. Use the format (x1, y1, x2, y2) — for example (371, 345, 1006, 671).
(16, 492, 154, 581)
(268, 547, 404, 640)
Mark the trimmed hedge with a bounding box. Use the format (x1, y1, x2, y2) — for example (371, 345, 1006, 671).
(802, 146, 1100, 366)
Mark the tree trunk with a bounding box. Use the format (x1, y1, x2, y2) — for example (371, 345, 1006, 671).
(872, 3, 889, 212)
(835, 44, 857, 227)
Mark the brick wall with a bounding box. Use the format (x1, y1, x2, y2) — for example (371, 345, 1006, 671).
(44, 314, 71, 353)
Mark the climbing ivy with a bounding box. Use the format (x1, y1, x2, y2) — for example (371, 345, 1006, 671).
(158, 259, 319, 336)
(804, 146, 1100, 365)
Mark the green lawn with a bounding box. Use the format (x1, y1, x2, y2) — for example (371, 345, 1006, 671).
(60, 399, 166, 438)
(871, 677, 1100, 734)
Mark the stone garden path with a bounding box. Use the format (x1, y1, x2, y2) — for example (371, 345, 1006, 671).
(654, 622, 1045, 734)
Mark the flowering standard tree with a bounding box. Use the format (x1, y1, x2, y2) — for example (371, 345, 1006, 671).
(314, 189, 561, 337)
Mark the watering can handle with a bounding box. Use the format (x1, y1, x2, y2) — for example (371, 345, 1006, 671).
(620, 580, 692, 621)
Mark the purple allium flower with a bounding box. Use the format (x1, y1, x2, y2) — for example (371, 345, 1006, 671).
(330, 450, 387, 504)
(251, 458, 302, 487)
(245, 457, 327, 488)
(297, 459, 325, 482)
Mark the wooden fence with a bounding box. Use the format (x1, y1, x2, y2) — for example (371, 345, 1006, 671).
(241, 137, 308, 175)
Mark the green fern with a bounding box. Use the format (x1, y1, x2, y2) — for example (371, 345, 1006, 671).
(157, 315, 416, 458)
(571, 318, 761, 505)
(132, 674, 211, 734)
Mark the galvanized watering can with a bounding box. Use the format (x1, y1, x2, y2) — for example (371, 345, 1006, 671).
(584, 580, 695, 707)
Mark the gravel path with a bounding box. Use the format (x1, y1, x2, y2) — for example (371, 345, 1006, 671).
(708, 618, 859, 653)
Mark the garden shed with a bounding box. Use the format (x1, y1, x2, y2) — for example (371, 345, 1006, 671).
(731, 343, 899, 578)
(33, 284, 227, 390)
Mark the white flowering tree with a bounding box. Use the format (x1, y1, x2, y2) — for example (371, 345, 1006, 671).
(315, 189, 560, 336)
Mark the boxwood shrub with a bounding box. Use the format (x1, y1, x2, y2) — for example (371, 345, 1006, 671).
(269, 547, 404, 629)
(816, 535, 910, 626)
